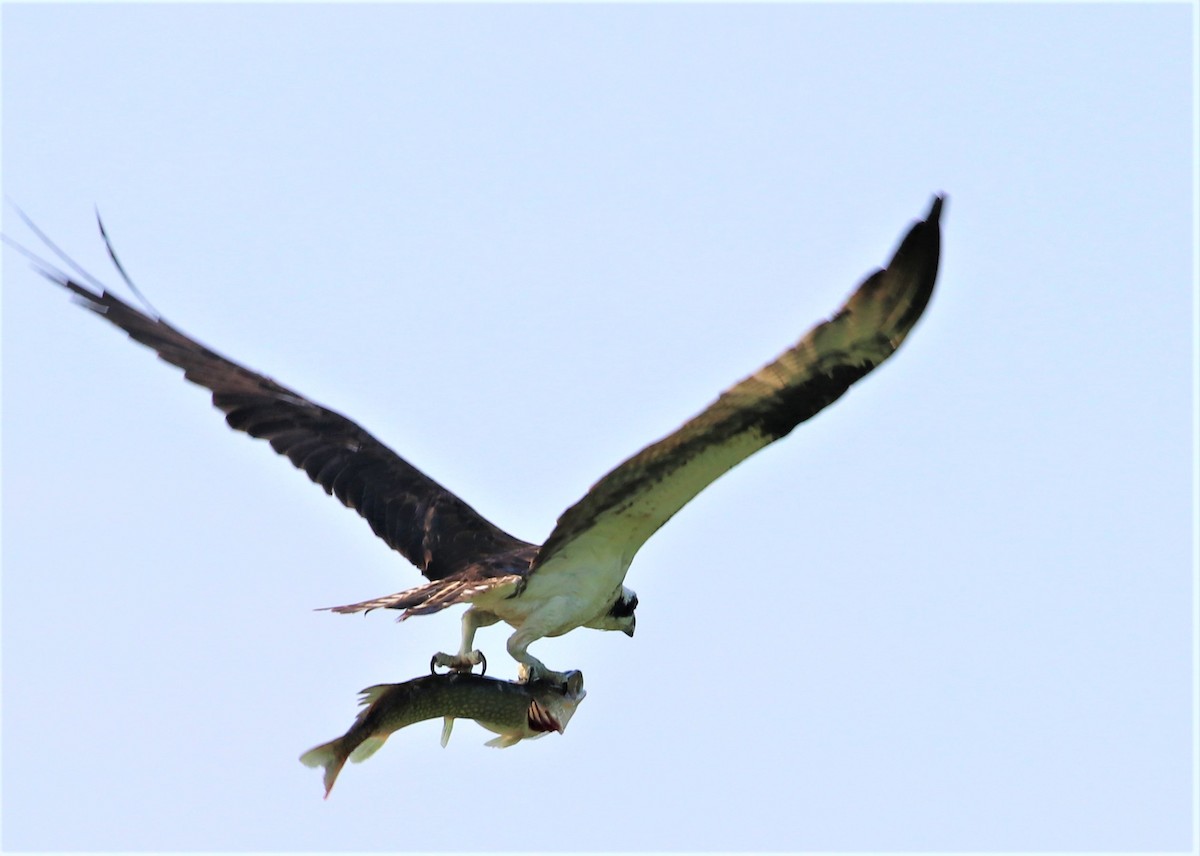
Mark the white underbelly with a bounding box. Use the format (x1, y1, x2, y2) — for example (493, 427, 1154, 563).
(480, 545, 629, 636)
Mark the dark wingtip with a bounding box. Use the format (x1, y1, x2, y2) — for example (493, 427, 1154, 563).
(927, 194, 946, 223)
(876, 193, 944, 335)
(94, 210, 162, 319)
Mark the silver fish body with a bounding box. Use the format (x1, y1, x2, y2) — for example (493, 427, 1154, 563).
(300, 670, 585, 797)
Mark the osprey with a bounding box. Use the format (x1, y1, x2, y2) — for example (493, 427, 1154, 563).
(19, 196, 943, 686)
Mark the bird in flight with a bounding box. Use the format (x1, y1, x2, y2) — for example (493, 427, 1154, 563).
(16, 196, 942, 686)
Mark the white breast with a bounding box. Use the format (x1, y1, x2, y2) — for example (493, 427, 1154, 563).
(486, 538, 630, 636)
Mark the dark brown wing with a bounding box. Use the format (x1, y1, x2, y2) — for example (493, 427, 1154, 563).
(533, 195, 943, 573)
(32, 258, 533, 582)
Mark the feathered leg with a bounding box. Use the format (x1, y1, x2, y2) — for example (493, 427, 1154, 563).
(431, 607, 499, 674)
(507, 624, 572, 688)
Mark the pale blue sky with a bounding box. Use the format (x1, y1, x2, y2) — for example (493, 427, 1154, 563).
(2, 3, 1194, 852)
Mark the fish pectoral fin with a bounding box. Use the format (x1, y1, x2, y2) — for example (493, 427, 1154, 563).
(484, 732, 523, 748)
(440, 716, 455, 748)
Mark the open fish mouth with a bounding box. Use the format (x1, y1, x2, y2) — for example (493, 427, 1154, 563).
(527, 699, 564, 733)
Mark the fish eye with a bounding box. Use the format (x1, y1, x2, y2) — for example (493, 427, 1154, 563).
(567, 671, 584, 695)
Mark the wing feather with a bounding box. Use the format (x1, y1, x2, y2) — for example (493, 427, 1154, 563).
(32, 256, 533, 582)
(534, 196, 943, 571)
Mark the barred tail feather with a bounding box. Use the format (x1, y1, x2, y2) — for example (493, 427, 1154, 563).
(321, 574, 522, 618)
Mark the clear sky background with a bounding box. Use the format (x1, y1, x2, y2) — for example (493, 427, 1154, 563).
(1, 3, 1194, 852)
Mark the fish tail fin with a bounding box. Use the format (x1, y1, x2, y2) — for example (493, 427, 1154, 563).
(299, 738, 349, 800)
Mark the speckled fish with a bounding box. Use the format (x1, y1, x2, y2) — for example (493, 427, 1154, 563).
(300, 670, 585, 798)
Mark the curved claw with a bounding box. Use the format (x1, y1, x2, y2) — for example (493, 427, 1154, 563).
(518, 662, 578, 691)
(429, 650, 487, 676)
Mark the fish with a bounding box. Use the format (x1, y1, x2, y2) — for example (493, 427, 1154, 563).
(300, 670, 586, 798)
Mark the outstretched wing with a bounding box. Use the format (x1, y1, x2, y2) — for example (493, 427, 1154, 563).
(534, 195, 943, 573)
(25, 237, 533, 582)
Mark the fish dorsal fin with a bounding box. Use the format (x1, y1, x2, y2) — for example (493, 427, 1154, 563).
(357, 684, 393, 707)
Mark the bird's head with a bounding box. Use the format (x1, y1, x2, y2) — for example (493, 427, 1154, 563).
(586, 586, 638, 637)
